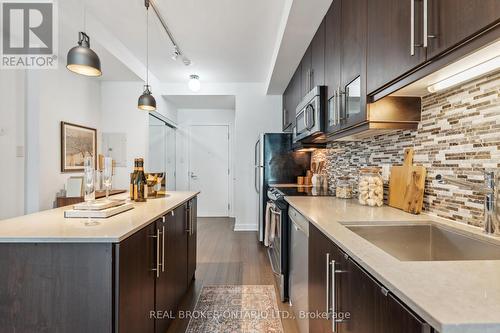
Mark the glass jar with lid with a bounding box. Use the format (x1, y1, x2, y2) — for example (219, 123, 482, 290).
(336, 176, 353, 199)
(358, 167, 383, 207)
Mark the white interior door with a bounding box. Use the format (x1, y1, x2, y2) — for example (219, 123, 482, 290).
(189, 125, 229, 217)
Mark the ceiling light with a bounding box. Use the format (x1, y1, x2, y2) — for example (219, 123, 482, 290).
(138, 85, 157, 111)
(138, 0, 156, 111)
(188, 75, 201, 92)
(182, 56, 192, 66)
(171, 47, 180, 61)
(427, 56, 500, 93)
(66, 32, 102, 76)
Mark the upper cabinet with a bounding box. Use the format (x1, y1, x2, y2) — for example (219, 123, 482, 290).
(301, 45, 312, 97)
(367, 0, 426, 94)
(340, 0, 367, 129)
(427, 0, 500, 58)
(283, 0, 500, 138)
(311, 18, 326, 88)
(282, 64, 302, 132)
(367, 0, 500, 98)
(325, 0, 342, 133)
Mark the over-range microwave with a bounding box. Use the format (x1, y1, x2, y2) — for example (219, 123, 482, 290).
(293, 86, 326, 143)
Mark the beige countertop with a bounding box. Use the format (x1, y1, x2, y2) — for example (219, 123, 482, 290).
(0, 191, 198, 243)
(285, 196, 500, 333)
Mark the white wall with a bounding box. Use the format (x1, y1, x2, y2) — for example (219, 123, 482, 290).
(175, 108, 236, 216)
(23, 62, 103, 212)
(0, 71, 25, 219)
(100, 81, 176, 190)
(161, 83, 282, 231)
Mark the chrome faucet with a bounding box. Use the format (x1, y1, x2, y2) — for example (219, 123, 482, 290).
(436, 172, 499, 235)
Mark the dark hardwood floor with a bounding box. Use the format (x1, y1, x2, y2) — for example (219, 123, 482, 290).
(165, 217, 299, 333)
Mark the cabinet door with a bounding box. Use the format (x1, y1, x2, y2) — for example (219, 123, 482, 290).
(155, 213, 176, 333)
(339, 258, 378, 333)
(378, 292, 432, 333)
(291, 64, 302, 116)
(311, 18, 326, 87)
(367, 0, 426, 94)
(116, 222, 156, 333)
(325, 0, 342, 134)
(187, 198, 198, 284)
(309, 224, 334, 333)
(282, 82, 294, 132)
(341, 0, 368, 129)
(427, 0, 500, 59)
(301, 45, 313, 97)
(175, 203, 189, 303)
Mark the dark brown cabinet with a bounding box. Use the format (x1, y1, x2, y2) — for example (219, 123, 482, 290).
(324, 0, 342, 134)
(426, 0, 500, 59)
(340, 0, 367, 130)
(116, 221, 156, 333)
(311, 19, 326, 88)
(282, 65, 302, 132)
(309, 223, 433, 333)
(156, 212, 176, 333)
(309, 224, 335, 333)
(367, 0, 426, 94)
(301, 45, 312, 96)
(117, 198, 197, 333)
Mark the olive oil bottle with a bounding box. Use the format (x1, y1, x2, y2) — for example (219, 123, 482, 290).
(130, 159, 138, 200)
(133, 158, 148, 202)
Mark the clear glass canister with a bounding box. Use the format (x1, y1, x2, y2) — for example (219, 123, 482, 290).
(358, 167, 383, 207)
(336, 176, 353, 199)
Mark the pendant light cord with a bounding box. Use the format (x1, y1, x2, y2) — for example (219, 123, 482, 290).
(146, 4, 149, 87)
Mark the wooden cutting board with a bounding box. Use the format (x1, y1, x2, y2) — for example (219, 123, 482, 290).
(388, 148, 426, 214)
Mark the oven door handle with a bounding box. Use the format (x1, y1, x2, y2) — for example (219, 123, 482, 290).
(267, 247, 281, 276)
(269, 207, 282, 217)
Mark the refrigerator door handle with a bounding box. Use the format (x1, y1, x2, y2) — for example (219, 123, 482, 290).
(254, 140, 260, 166)
(254, 166, 260, 193)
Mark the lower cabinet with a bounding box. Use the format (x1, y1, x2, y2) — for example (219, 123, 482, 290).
(309, 224, 432, 333)
(116, 198, 197, 333)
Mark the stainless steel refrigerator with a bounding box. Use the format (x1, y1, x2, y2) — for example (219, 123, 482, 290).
(254, 133, 311, 242)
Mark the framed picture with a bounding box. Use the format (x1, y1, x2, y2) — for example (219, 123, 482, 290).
(61, 121, 97, 172)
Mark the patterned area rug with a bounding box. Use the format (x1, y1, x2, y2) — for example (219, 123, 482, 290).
(185, 285, 284, 333)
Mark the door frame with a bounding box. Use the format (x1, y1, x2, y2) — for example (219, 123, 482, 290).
(187, 123, 233, 217)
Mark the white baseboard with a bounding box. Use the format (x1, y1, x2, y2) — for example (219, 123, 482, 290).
(233, 223, 258, 232)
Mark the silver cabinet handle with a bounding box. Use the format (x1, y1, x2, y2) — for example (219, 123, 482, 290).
(149, 228, 161, 278)
(161, 225, 165, 272)
(410, 0, 415, 55)
(423, 0, 428, 48)
(186, 205, 191, 234)
(326, 253, 331, 318)
(331, 259, 336, 332)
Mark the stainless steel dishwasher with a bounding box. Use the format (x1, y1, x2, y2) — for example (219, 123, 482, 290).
(288, 206, 309, 333)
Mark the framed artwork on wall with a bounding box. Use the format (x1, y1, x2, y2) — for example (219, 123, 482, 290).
(61, 121, 97, 173)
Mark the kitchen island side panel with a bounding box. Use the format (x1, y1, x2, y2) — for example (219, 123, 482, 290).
(0, 242, 114, 333)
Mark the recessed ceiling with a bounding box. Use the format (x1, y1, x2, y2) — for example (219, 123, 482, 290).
(165, 95, 236, 109)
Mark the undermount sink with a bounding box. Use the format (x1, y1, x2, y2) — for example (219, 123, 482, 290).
(343, 222, 500, 261)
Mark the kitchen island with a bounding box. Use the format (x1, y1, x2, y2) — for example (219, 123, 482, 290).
(0, 191, 198, 333)
(286, 196, 500, 333)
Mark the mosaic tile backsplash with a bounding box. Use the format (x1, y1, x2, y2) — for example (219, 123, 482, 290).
(314, 70, 500, 227)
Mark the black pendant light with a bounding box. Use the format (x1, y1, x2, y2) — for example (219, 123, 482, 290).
(66, 1, 101, 76)
(138, 0, 156, 111)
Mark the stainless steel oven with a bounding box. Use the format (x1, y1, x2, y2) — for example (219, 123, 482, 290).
(267, 188, 289, 302)
(293, 86, 326, 143)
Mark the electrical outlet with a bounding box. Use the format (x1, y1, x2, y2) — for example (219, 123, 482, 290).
(16, 146, 24, 157)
